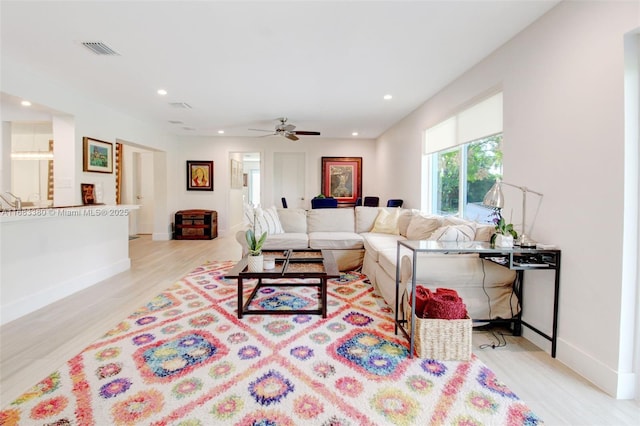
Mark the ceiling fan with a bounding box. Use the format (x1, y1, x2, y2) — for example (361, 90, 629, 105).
(249, 117, 320, 141)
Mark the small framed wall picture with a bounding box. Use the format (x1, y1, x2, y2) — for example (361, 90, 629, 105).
(81, 183, 96, 205)
(187, 160, 214, 191)
(83, 137, 113, 173)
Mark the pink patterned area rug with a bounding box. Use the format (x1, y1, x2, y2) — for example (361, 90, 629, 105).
(1, 261, 542, 425)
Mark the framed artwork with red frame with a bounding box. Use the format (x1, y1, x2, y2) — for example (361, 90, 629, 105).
(321, 157, 362, 205)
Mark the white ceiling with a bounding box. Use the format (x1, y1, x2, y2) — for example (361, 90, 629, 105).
(1, 0, 560, 140)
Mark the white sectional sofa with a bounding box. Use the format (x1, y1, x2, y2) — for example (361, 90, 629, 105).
(237, 205, 517, 320)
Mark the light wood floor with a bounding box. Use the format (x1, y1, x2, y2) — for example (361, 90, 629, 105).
(1, 235, 638, 424)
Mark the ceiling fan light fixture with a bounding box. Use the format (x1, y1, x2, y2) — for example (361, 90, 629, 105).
(248, 117, 320, 141)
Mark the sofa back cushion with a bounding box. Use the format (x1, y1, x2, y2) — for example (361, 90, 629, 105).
(307, 208, 355, 232)
(474, 224, 495, 242)
(397, 209, 417, 236)
(355, 206, 381, 233)
(406, 214, 443, 240)
(355, 206, 413, 234)
(277, 208, 308, 233)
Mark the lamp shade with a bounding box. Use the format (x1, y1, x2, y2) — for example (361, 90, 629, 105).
(483, 181, 504, 208)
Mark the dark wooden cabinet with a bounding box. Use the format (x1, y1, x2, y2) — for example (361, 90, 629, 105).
(174, 210, 217, 240)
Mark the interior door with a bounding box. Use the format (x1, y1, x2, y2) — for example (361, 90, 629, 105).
(274, 152, 305, 209)
(133, 151, 154, 234)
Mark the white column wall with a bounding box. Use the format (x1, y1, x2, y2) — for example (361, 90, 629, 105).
(377, 1, 639, 398)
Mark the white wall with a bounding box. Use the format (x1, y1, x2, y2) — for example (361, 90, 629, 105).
(1, 57, 174, 208)
(378, 1, 639, 398)
(165, 136, 377, 237)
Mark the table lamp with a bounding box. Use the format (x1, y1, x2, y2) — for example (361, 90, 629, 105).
(483, 179, 544, 248)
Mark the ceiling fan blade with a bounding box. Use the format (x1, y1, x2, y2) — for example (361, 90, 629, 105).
(283, 124, 296, 132)
(248, 128, 274, 132)
(293, 131, 321, 136)
(285, 133, 299, 141)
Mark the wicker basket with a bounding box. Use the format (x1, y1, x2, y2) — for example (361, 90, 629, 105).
(403, 291, 472, 361)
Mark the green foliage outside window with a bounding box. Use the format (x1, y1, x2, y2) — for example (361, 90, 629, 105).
(434, 134, 503, 220)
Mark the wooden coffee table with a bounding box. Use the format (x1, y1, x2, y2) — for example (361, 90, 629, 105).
(225, 249, 340, 319)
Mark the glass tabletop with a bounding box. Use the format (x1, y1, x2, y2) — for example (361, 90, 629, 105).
(398, 240, 559, 253)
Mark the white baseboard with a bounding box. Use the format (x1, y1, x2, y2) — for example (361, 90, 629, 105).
(0, 258, 131, 326)
(556, 336, 636, 399)
(152, 232, 172, 240)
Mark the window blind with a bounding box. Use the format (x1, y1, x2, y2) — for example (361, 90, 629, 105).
(425, 92, 502, 154)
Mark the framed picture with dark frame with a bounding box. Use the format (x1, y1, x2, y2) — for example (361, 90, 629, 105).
(83, 137, 113, 173)
(187, 160, 214, 191)
(321, 157, 362, 205)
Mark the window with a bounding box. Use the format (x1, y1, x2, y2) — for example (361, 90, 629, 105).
(424, 92, 503, 222)
(431, 134, 503, 222)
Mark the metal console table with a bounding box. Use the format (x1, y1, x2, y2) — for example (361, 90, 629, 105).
(394, 240, 561, 358)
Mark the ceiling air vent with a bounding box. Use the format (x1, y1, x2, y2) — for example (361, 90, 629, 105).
(169, 102, 192, 109)
(82, 42, 120, 56)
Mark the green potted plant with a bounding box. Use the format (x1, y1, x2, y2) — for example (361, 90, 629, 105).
(245, 209, 267, 271)
(490, 209, 518, 247)
(245, 228, 267, 256)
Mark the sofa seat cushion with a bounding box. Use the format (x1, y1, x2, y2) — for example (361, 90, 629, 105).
(361, 232, 406, 262)
(308, 232, 364, 249)
(377, 248, 401, 281)
(263, 233, 309, 250)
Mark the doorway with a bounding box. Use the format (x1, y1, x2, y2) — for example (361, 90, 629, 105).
(229, 152, 261, 232)
(120, 144, 155, 236)
(132, 151, 154, 234)
(274, 152, 305, 209)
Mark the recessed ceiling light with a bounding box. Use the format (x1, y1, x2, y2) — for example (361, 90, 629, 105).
(352, 132, 359, 136)
(217, 130, 225, 134)
(21, 100, 31, 107)
(157, 89, 168, 96)
(383, 94, 393, 100)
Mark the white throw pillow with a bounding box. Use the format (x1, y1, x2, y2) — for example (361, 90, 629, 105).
(370, 208, 401, 235)
(243, 203, 255, 227)
(406, 214, 443, 240)
(253, 206, 284, 236)
(429, 222, 476, 242)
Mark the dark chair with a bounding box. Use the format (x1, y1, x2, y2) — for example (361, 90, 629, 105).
(386, 199, 403, 208)
(355, 197, 362, 207)
(311, 198, 338, 209)
(363, 196, 379, 207)
(281, 197, 288, 208)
